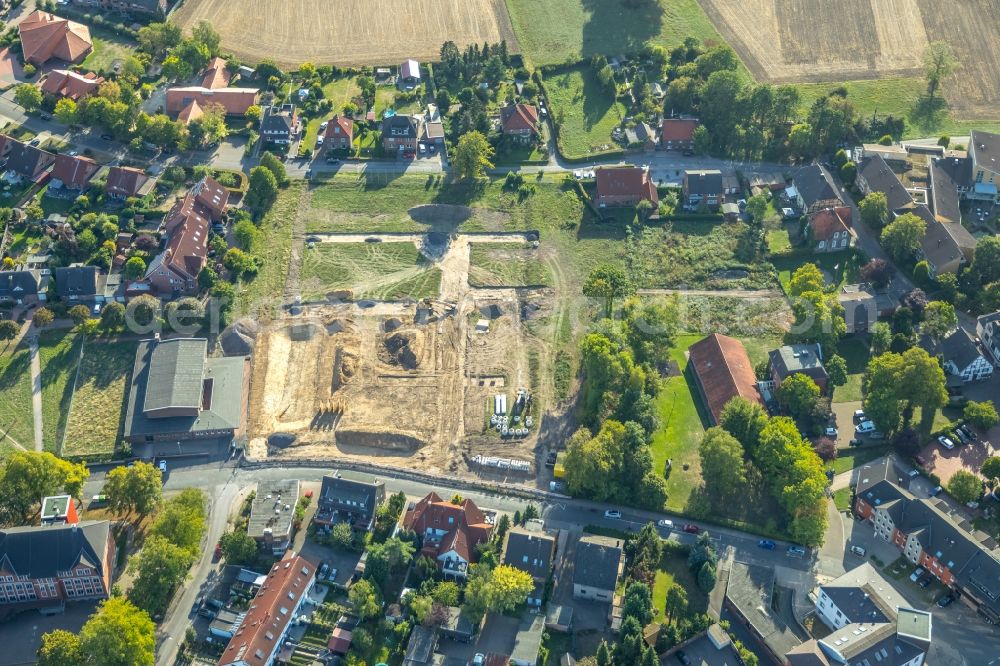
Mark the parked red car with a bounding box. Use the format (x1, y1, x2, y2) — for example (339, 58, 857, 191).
(915, 455, 927, 466)
(682, 524, 701, 534)
(213, 542, 222, 562)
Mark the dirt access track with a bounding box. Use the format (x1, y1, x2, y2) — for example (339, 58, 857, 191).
(698, 0, 1000, 116)
(247, 228, 556, 480)
(171, 0, 519, 68)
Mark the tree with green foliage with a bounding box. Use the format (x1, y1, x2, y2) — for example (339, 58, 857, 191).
(871, 322, 892, 356)
(863, 348, 946, 433)
(191, 20, 221, 55)
(923, 41, 959, 98)
(244, 166, 279, 219)
(137, 21, 182, 56)
(125, 256, 146, 280)
(971, 236, 1000, 286)
(127, 535, 195, 615)
(79, 597, 155, 666)
(948, 470, 982, 505)
(485, 564, 534, 613)
(103, 462, 162, 519)
(622, 582, 653, 626)
(982, 457, 1000, 491)
(431, 581, 460, 606)
(688, 531, 718, 572)
(349, 578, 381, 620)
(921, 301, 957, 342)
(789, 289, 846, 352)
(0, 451, 88, 526)
(150, 488, 206, 556)
(826, 354, 848, 388)
(188, 104, 228, 147)
(697, 561, 717, 592)
(664, 584, 688, 623)
(259, 151, 288, 185)
(328, 521, 355, 550)
(100, 301, 126, 331)
(0, 319, 17, 343)
(840, 160, 857, 185)
(596, 641, 613, 666)
(32, 307, 53, 329)
(14, 83, 42, 111)
(583, 264, 634, 318)
(198, 266, 218, 290)
(219, 528, 258, 565)
(965, 401, 999, 430)
(37, 629, 82, 666)
(719, 397, 768, 454)
(452, 130, 494, 179)
(223, 248, 258, 280)
(698, 428, 747, 508)
(745, 194, 768, 222)
(776, 374, 821, 421)
(54, 98, 78, 126)
(881, 212, 926, 264)
(789, 263, 825, 297)
(68, 304, 92, 326)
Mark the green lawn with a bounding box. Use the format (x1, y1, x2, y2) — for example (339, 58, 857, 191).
(81, 37, 136, 75)
(828, 444, 890, 475)
(37, 330, 81, 454)
(793, 78, 1000, 140)
(0, 345, 33, 453)
(505, 0, 731, 67)
(832, 487, 853, 512)
(651, 549, 709, 623)
(833, 374, 863, 403)
(322, 77, 362, 111)
(773, 249, 862, 294)
(541, 66, 625, 160)
(234, 182, 302, 318)
(301, 242, 441, 301)
(63, 340, 137, 459)
(468, 243, 552, 287)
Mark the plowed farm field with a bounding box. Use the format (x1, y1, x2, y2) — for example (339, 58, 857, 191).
(698, 0, 1000, 117)
(171, 0, 519, 68)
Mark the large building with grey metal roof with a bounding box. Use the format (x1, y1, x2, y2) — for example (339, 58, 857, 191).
(123, 337, 249, 449)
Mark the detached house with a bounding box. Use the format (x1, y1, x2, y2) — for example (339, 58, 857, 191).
(688, 333, 764, 425)
(259, 104, 299, 145)
(313, 474, 385, 532)
(682, 169, 723, 209)
(39, 69, 102, 101)
(399, 59, 421, 88)
(808, 207, 853, 252)
(923, 328, 993, 383)
(572, 535, 623, 602)
(0, 521, 115, 618)
(502, 528, 556, 608)
(381, 114, 420, 155)
(595, 166, 658, 208)
(499, 103, 540, 142)
(660, 118, 698, 151)
(54, 265, 104, 304)
(912, 205, 976, 277)
(323, 115, 354, 152)
(3, 139, 55, 183)
(768, 343, 829, 392)
(402, 492, 494, 578)
(200, 57, 232, 90)
(247, 480, 300, 555)
(0, 270, 43, 306)
(105, 166, 151, 200)
(977, 311, 1000, 366)
(165, 87, 259, 123)
(18, 11, 92, 66)
(857, 155, 913, 213)
(790, 164, 843, 214)
(50, 153, 98, 191)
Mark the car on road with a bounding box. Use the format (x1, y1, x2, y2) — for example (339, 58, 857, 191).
(158, 459, 167, 473)
(682, 524, 700, 534)
(68, 150, 78, 156)
(28, 138, 41, 146)
(90, 494, 107, 507)
(544, 452, 557, 467)
(825, 426, 838, 437)
(40, 113, 52, 120)
(856, 421, 876, 433)
(758, 539, 776, 550)
(850, 545, 867, 557)
(937, 435, 955, 450)
(365, 237, 381, 243)
(319, 121, 329, 131)
(910, 567, 925, 582)
(213, 542, 222, 562)
(604, 509, 621, 519)
(937, 593, 955, 607)
(786, 545, 806, 558)
(198, 607, 216, 619)
(929, 485, 943, 497)
(326, 157, 340, 164)
(549, 481, 565, 492)
(918, 575, 932, 588)
(854, 409, 866, 421)
(472, 654, 486, 666)
(101, 133, 114, 140)
(657, 519, 674, 530)
(908, 468, 920, 477)
(675, 651, 692, 666)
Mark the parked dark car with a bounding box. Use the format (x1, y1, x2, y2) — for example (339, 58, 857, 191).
(918, 575, 933, 588)
(758, 539, 776, 550)
(101, 134, 114, 140)
(544, 452, 557, 467)
(675, 651, 691, 666)
(937, 593, 955, 607)
(682, 524, 700, 534)
(849, 438, 862, 447)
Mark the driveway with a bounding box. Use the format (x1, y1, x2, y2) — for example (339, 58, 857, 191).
(0, 601, 94, 666)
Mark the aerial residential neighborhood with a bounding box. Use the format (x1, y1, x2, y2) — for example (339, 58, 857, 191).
(0, 0, 998, 665)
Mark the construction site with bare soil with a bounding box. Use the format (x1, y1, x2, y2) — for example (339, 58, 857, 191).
(244, 218, 558, 481)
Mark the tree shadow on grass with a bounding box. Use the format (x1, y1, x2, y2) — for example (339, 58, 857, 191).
(580, 0, 663, 60)
(908, 94, 950, 134)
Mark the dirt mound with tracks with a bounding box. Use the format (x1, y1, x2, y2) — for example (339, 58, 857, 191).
(380, 330, 424, 369)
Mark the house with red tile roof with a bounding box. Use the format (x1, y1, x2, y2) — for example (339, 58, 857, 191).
(201, 57, 232, 90)
(402, 492, 494, 578)
(165, 87, 259, 121)
(39, 69, 103, 101)
(500, 103, 539, 142)
(50, 153, 98, 190)
(808, 207, 854, 252)
(105, 166, 151, 199)
(595, 166, 658, 208)
(660, 118, 698, 151)
(687, 333, 764, 425)
(18, 11, 92, 66)
(323, 115, 354, 152)
(218, 552, 316, 666)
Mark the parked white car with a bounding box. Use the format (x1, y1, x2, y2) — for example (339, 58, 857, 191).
(937, 435, 955, 450)
(856, 421, 876, 433)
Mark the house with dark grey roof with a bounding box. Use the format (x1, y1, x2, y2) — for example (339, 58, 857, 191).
(402, 624, 437, 666)
(922, 328, 993, 382)
(968, 130, 1000, 202)
(911, 204, 975, 276)
(54, 264, 104, 304)
(768, 343, 829, 391)
(856, 155, 913, 212)
(382, 114, 421, 155)
(572, 535, 623, 602)
(724, 561, 808, 664)
(313, 473, 385, 532)
(682, 169, 724, 209)
(122, 337, 250, 453)
(2, 138, 55, 183)
(259, 104, 299, 145)
(977, 311, 1000, 366)
(0, 270, 43, 305)
(502, 528, 556, 607)
(929, 155, 970, 223)
(247, 479, 299, 554)
(791, 164, 843, 213)
(853, 456, 1000, 624)
(0, 520, 114, 618)
(661, 624, 743, 666)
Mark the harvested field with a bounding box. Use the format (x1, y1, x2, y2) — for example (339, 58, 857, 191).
(172, 0, 519, 68)
(698, 0, 1000, 115)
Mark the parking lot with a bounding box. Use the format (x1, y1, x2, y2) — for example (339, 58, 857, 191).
(919, 427, 997, 487)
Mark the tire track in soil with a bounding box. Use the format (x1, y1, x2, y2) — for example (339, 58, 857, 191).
(282, 185, 311, 302)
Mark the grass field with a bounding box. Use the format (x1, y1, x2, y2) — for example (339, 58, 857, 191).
(301, 242, 442, 301)
(81, 37, 136, 75)
(828, 444, 890, 475)
(651, 549, 709, 623)
(468, 243, 552, 287)
(0, 345, 33, 453)
(63, 340, 137, 459)
(505, 0, 729, 67)
(833, 335, 869, 403)
(541, 66, 625, 160)
(832, 487, 853, 512)
(172, 0, 518, 68)
(37, 330, 80, 454)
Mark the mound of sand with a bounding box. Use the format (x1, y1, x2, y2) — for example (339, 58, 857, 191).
(380, 329, 424, 369)
(219, 318, 259, 356)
